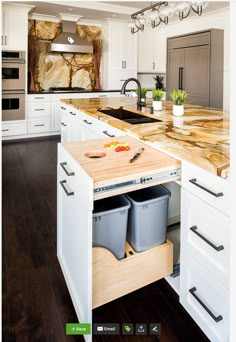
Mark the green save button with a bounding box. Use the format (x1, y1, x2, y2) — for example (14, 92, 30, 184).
(66, 323, 91, 335)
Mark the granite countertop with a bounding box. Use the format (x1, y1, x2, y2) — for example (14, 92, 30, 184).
(61, 97, 230, 180)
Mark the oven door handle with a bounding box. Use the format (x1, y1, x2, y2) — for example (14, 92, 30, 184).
(2, 90, 25, 94)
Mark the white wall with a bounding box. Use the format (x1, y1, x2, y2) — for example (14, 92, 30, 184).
(138, 8, 229, 110)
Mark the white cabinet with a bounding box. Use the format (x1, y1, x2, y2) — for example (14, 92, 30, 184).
(28, 94, 51, 134)
(1, 3, 34, 50)
(102, 20, 138, 89)
(57, 146, 93, 338)
(138, 25, 167, 73)
(180, 161, 229, 341)
(2, 121, 27, 137)
(60, 101, 125, 143)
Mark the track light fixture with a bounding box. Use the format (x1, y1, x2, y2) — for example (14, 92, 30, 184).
(128, 1, 208, 34)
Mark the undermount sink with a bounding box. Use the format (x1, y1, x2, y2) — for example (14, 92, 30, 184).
(99, 108, 163, 125)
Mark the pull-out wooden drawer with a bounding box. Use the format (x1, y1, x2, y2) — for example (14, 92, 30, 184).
(180, 256, 229, 342)
(93, 240, 173, 308)
(181, 161, 229, 216)
(181, 189, 229, 287)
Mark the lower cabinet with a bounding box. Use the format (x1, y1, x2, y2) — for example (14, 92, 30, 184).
(180, 255, 229, 342)
(28, 117, 50, 134)
(180, 161, 229, 341)
(2, 121, 27, 137)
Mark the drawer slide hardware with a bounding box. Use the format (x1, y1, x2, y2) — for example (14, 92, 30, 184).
(94, 169, 181, 194)
(189, 178, 223, 197)
(60, 162, 75, 176)
(189, 287, 223, 323)
(190, 226, 224, 251)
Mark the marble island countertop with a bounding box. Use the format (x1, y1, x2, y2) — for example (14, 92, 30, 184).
(61, 97, 230, 179)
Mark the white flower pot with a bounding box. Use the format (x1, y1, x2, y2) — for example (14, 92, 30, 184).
(173, 104, 184, 116)
(153, 100, 162, 111)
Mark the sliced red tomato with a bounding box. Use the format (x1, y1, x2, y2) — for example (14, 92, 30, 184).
(124, 146, 130, 151)
(115, 146, 121, 152)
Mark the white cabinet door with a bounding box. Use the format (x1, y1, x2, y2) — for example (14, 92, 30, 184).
(51, 101, 62, 132)
(2, 4, 33, 50)
(60, 108, 70, 143)
(180, 255, 229, 342)
(138, 25, 166, 73)
(57, 145, 93, 340)
(138, 25, 153, 72)
(102, 20, 137, 89)
(110, 21, 124, 70)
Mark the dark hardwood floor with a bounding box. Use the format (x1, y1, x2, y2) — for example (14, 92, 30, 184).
(2, 137, 209, 342)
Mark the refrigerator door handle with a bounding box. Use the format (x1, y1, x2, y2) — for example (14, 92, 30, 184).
(179, 67, 184, 90)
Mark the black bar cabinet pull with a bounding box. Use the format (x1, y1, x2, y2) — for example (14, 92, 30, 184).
(190, 226, 224, 251)
(61, 123, 67, 126)
(178, 67, 183, 89)
(61, 106, 66, 110)
(189, 287, 223, 323)
(69, 111, 76, 115)
(83, 119, 92, 125)
(2, 129, 9, 131)
(189, 178, 223, 197)
(60, 162, 75, 176)
(35, 124, 45, 127)
(102, 130, 115, 138)
(59, 180, 74, 196)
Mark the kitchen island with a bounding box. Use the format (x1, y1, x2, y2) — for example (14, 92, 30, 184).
(58, 96, 230, 342)
(61, 97, 229, 179)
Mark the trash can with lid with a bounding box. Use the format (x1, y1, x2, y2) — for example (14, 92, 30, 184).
(125, 185, 171, 252)
(92, 194, 131, 260)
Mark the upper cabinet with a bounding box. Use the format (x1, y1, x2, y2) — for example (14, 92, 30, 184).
(102, 20, 138, 89)
(138, 25, 167, 73)
(1, 3, 34, 50)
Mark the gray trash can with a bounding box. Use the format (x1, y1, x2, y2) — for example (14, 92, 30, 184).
(125, 185, 171, 252)
(93, 194, 130, 260)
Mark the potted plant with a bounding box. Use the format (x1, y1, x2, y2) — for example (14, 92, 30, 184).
(136, 87, 148, 106)
(170, 89, 188, 116)
(152, 89, 165, 111)
(153, 75, 164, 89)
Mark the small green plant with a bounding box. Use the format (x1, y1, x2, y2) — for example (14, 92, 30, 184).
(135, 87, 148, 98)
(152, 89, 165, 101)
(170, 89, 188, 105)
(153, 75, 164, 83)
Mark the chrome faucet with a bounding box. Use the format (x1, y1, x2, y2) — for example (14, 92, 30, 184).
(121, 78, 142, 111)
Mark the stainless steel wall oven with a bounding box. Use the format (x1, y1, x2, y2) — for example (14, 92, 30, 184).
(2, 50, 26, 121)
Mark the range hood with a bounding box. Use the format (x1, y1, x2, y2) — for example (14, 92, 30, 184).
(49, 20, 93, 54)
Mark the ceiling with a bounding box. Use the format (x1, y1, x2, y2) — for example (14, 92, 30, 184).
(8, 1, 230, 22)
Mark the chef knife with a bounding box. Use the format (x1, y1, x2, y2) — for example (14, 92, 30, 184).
(129, 147, 144, 163)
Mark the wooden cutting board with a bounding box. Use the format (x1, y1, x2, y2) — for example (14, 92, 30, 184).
(63, 135, 181, 198)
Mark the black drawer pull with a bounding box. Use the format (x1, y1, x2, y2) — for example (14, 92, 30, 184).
(2, 129, 9, 131)
(69, 111, 76, 115)
(102, 130, 115, 138)
(35, 108, 45, 111)
(83, 119, 92, 125)
(189, 178, 223, 197)
(98, 95, 107, 98)
(189, 287, 223, 323)
(59, 180, 74, 196)
(35, 97, 45, 99)
(61, 123, 67, 126)
(60, 162, 75, 176)
(35, 124, 45, 127)
(190, 226, 224, 251)
(61, 106, 66, 110)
